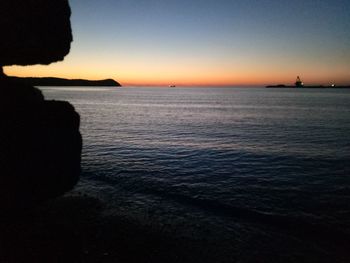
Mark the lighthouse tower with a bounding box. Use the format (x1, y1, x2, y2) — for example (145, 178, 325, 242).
(295, 76, 304, 87)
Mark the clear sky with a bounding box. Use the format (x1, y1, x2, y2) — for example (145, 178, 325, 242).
(5, 0, 350, 86)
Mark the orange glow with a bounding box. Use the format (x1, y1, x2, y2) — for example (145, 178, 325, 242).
(4, 55, 350, 87)
(4, 0, 350, 88)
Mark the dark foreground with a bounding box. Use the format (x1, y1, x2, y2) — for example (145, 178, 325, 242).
(1, 189, 350, 263)
(0, 193, 238, 263)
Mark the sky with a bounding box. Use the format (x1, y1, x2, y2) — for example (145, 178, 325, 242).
(5, 0, 350, 86)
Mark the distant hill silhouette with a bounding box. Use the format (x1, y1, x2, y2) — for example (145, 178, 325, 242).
(7, 76, 121, 87)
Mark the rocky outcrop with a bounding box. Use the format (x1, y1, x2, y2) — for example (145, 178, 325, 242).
(0, 78, 82, 207)
(0, 0, 72, 66)
(0, 0, 81, 208)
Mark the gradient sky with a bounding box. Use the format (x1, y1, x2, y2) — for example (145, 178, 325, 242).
(5, 0, 350, 86)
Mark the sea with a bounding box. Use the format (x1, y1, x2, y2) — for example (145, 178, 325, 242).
(40, 86, 350, 262)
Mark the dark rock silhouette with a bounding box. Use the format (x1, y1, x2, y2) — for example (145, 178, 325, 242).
(0, 78, 82, 207)
(0, 0, 81, 208)
(0, 0, 72, 66)
(8, 76, 121, 87)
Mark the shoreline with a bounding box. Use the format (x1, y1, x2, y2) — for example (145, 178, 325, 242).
(0, 190, 238, 263)
(1, 181, 349, 263)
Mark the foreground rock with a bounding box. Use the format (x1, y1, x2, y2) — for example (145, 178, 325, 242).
(0, 0, 81, 207)
(0, 0, 72, 66)
(0, 77, 82, 207)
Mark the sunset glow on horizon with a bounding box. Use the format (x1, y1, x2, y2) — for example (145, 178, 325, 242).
(5, 0, 350, 86)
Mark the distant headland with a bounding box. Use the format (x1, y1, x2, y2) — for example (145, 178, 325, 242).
(266, 76, 350, 89)
(6, 76, 121, 87)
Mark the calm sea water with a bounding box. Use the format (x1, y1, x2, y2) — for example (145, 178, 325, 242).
(41, 87, 350, 262)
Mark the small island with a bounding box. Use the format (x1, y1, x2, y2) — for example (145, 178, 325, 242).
(6, 76, 121, 87)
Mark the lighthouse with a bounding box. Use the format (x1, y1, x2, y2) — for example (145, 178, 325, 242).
(295, 76, 304, 87)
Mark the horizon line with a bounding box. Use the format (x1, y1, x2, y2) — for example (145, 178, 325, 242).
(4, 73, 350, 87)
